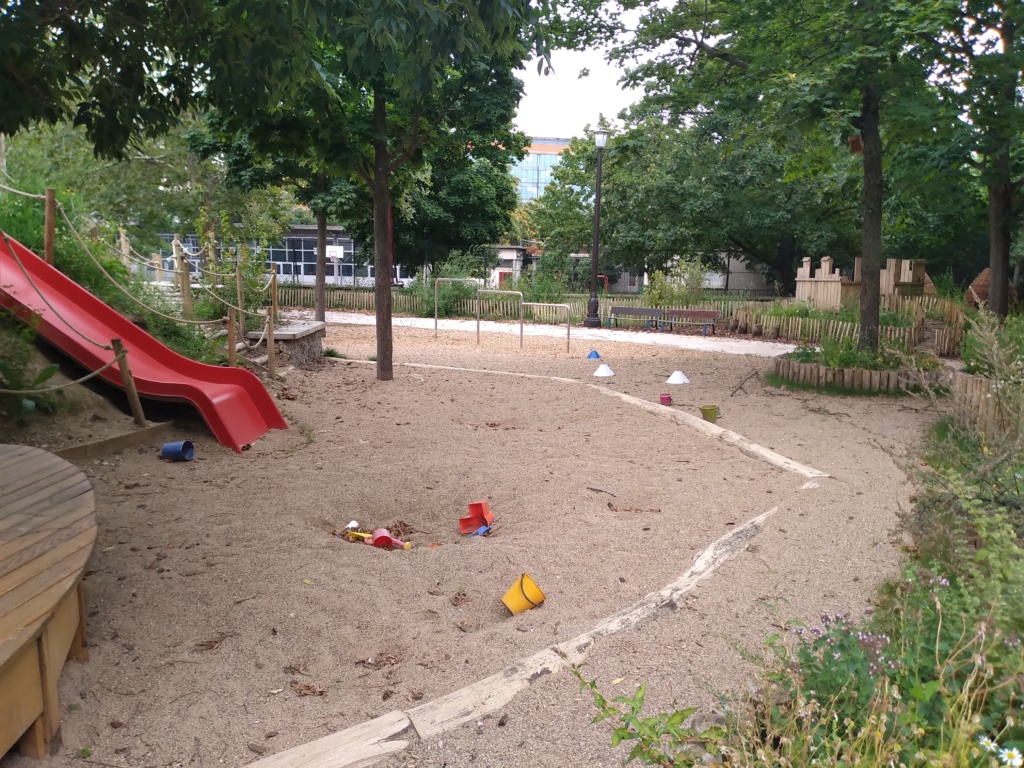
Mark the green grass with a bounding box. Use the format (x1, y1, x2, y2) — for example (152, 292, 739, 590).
(322, 347, 346, 359)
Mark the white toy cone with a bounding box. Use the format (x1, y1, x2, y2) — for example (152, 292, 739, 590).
(666, 371, 690, 384)
(593, 364, 615, 377)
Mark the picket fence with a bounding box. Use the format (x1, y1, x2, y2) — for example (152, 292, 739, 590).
(275, 287, 972, 356)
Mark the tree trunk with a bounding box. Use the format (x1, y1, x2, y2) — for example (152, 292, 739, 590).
(858, 87, 883, 352)
(773, 235, 798, 295)
(372, 84, 394, 381)
(985, 11, 1019, 316)
(315, 201, 327, 322)
(986, 166, 1012, 317)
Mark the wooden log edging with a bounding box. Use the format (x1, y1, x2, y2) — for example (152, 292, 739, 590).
(772, 358, 952, 393)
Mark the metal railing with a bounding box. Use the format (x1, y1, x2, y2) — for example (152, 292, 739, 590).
(478, 290, 524, 347)
(524, 302, 571, 352)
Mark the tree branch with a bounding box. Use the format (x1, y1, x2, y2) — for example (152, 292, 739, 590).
(676, 34, 749, 69)
(387, 107, 424, 174)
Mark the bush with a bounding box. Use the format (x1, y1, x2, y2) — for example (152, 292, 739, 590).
(762, 300, 913, 328)
(962, 312, 1024, 383)
(403, 255, 480, 318)
(643, 258, 708, 308)
(576, 312, 1023, 768)
(787, 337, 938, 372)
(0, 319, 61, 417)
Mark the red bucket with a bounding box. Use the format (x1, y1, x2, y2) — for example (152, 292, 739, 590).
(659, 394, 672, 406)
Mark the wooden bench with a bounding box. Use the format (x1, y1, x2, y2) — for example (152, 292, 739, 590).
(1, 444, 96, 757)
(664, 309, 721, 336)
(607, 306, 665, 331)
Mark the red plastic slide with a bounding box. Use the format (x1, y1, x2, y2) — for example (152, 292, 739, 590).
(0, 233, 287, 452)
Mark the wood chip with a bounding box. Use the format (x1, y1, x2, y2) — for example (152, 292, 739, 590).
(192, 632, 232, 652)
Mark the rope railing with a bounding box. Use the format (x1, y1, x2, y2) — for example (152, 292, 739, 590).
(0, 181, 46, 200)
(1, 234, 113, 350)
(0, 354, 120, 395)
(55, 204, 226, 327)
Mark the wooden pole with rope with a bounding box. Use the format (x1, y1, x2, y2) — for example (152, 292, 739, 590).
(111, 339, 146, 428)
(267, 273, 277, 377)
(172, 236, 194, 319)
(227, 308, 237, 368)
(235, 255, 246, 341)
(43, 188, 55, 265)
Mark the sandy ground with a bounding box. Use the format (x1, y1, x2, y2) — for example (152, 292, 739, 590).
(1, 321, 936, 768)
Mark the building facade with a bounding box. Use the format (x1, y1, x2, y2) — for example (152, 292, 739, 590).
(510, 137, 571, 203)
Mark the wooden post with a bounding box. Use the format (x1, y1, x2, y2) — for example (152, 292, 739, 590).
(151, 252, 163, 283)
(172, 236, 194, 319)
(111, 339, 146, 428)
(235, 257, 246, 340)
(227, 308, 237, 368)
(118, 228, 131, 268)
(267, 272, 277, 377)
(43, 188, 55, 265)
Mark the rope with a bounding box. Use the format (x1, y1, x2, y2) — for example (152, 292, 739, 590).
(0, 181, 46, 200)
(238, 319, 270, 350)
(0, 354, 120, 395)
(1, 234, 113, 350)
(56, 204, 225, 326)
(192, 277, 267, 318)
(118, 235, 271, 312)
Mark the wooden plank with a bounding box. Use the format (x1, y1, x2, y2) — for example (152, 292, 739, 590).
(44, 584, 82, 684)
(0, 574, 79, 647)
(0, 494, 94, 542)
(248, 712, 411, 768)
(0, 639, 44, 756)
(1, 476, 92, 517)
(0, 449, 60, 480)
(54, 421, 175, 461)
(0, 530, 95, 611)
(0, 464, 81, 499)
(0, 510, 96, 580)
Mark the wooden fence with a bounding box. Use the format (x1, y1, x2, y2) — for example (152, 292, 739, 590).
(276, 286, 971, 357)
(733, 310, 923, 348)
(951, 371, 1019, 442)
(772, 358, 949, 393)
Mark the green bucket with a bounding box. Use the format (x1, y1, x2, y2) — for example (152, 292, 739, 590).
(700, 405, 718, 424)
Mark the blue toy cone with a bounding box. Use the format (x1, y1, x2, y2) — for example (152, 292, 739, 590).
(586, 350, 601, 359)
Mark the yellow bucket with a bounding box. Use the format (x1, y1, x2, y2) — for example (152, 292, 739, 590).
(501, 573, 546, 615)
(700, 405, 718, 424)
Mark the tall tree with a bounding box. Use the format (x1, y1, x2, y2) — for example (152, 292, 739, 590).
(929, 0, 1023, 315)
(320, 2, 547, 381)
(565, 0, 944, 349)
(1, 0, 322, 159)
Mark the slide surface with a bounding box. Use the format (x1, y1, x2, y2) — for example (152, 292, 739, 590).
(1, 233, 287, 452)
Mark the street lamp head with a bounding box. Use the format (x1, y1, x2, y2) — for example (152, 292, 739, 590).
(593, 129, 608, 149)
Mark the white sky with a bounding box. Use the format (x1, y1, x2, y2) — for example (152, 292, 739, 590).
(515, 48, 644, 140)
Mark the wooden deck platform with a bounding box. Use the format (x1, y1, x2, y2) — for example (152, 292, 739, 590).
(1, 444, 96, 757)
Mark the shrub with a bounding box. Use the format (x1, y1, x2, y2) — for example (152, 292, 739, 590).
(762, 300, 913, 328)
(0, 319, 61, 416)
(787, 337, 939, 372)
(643, 258, 708, 308)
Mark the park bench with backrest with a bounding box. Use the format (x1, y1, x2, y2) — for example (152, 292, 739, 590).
(607, 306, 665, 331)
(663, 309, 721, 336)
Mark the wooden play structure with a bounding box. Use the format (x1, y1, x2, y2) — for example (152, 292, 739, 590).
(0, 444, 96, 757)
(796, 256, 928, 310)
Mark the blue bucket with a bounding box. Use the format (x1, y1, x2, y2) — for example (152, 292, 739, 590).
(161, 440, 195, 462)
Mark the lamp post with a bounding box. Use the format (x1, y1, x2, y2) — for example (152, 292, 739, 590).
(584, 129, 608, 328)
